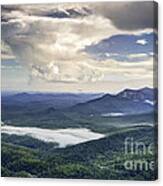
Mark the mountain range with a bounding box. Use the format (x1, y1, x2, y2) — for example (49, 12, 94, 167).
(1, 87, 157, 129)
(67, 87, 157, 116)
(2, 87, 157, 114)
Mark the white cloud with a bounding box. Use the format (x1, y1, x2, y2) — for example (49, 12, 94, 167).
(1, 65, 22, 69)
(127, 53, 149, 58)
(1, 4, 154, 87)
(136, 39, 148, 45)
(1, 41, 15, 60)
(1, 7, 122, 83)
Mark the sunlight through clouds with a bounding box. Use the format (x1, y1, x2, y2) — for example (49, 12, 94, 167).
(1, 2, 157, 92)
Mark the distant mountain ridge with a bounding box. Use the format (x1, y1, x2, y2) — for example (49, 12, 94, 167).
(68, 87, 157, 116)
(2, 92, 102, 109)
(2, 87, 157, 117)
(117, 87, 157, 101)
(1, 87, 157, 130)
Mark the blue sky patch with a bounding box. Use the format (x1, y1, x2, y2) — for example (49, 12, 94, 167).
(85, 32, 157, 62)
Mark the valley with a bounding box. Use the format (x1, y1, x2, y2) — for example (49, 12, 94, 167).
(1, 88, 158, 180)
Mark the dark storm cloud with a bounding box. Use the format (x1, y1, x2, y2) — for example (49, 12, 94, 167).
(92, 1, 157, 30)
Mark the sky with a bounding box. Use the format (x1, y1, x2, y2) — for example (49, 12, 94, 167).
(1, 2, 158, 93)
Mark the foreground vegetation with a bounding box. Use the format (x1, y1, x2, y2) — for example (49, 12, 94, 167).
(1, 126, 157, 180)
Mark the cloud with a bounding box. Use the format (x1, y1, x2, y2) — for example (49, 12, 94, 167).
(91, 57, 155, 80)
(1, 3, 156, 86)
(92, 1, 157, 30)
(1, 4, 121, 83)
(2, 2, 157, 30)
(1, 41, 15, 60)
(1, 65, 22, 70)
(136, 39, 147, 45)
(30, 61, 104, 83)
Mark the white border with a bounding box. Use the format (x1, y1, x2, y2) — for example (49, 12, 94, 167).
(0, 0, 162, 186)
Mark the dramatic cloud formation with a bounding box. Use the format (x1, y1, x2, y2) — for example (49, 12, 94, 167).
(1, 2, 157, 92)
(92, 1, 157, 30)
(2, 4, 121, 82)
